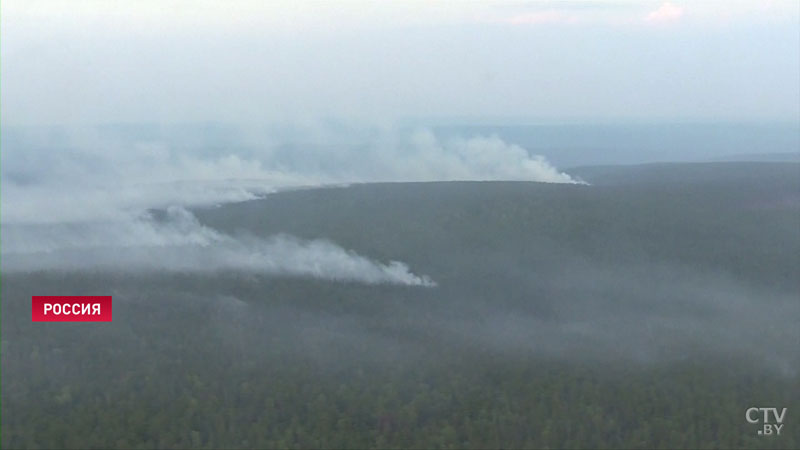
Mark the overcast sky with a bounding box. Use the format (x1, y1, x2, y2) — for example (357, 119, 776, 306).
(2, 0, 798, 125)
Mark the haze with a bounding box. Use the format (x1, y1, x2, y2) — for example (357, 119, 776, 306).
(2, 0, 799, 125)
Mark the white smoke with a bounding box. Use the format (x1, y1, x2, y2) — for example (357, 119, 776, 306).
(3, 206, 435, 286)
(387, 130, 581, 183)
(1, 123, 582, 283)
(232, 127, 584, 185)
(1, 125, 582, 224)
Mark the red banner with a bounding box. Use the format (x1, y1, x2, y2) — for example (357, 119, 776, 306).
(32, 296, 113, 322)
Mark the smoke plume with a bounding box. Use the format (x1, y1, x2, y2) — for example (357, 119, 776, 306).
(1, 123, 580, 283)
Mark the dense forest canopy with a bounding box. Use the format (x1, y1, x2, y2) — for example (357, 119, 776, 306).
(3, 162, 799, 449)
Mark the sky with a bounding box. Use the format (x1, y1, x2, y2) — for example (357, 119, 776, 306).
(1, 0, 799, 125)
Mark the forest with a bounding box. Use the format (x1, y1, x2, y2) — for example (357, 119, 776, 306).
(2, 162, 799, 449)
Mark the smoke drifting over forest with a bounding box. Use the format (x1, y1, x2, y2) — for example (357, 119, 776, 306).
(1, 125, 580, 284)
(3, 1, 799, 446)
(3, 124, 799, 448)
(3, 206, 435, 286)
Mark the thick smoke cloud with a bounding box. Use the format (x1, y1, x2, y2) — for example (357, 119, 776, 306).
(254, 128, 582, 185)
(2, 124, 578, 282)
(1, 125, 582, 223)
